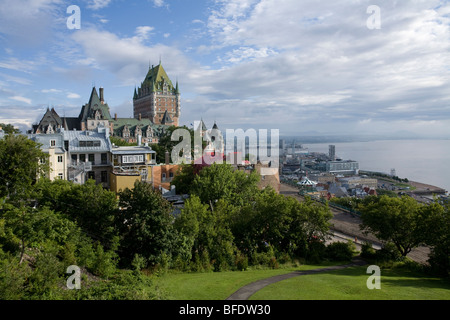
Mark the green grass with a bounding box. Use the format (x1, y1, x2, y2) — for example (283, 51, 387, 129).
(150, 262, 450, 300)
(151, 262, 343, 300)
(250, 265, 450, 300)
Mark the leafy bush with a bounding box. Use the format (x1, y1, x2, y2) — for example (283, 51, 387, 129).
(234, 251, 248, 271)
(375, 242, 402, 262)
(361, 241, 377, 260)
(326, 241, 355, 261)
(306, 240, 327, 263)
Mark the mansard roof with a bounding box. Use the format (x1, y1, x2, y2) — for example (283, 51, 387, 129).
(112, 117, 167, 137)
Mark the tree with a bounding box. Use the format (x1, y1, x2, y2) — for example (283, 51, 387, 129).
(174, 195, 236, 271)
(116, 181, 177, 266)
(191, 163, 260, 206)
(422, 201, 450, 276)
(154, 125, 198, 164)
(358, 195, 428, 257)
(35, 179, 118, 248)
(1, 203, 77, 264)
(170, 163, 197, 195)
(230, 189, 332, 259)
(0, 123, 20, 134)
(0, 134, 49, 200)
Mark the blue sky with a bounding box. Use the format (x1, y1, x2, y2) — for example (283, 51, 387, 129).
(1, 0, 449, 137)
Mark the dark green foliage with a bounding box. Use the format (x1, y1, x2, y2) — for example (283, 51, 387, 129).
(170, 163, 196, 194)
(326, 241, 355, 262)
(0, 134, 49, 200)
(34, 179, 119, 248)
(305, 240, 327, 264)
(116, 181, 179, 267)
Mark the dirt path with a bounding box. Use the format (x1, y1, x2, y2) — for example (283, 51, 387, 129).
(279, 183, 430, 265)
(226, 257, 367, 300)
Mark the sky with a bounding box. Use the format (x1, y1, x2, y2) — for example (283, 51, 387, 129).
(0, 0, 449, 137)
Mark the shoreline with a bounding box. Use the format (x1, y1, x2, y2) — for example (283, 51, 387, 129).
(359, 170, 447, 195)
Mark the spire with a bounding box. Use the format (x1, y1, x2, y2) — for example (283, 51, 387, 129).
(134, 87, 138, 99)
(89, 86, 100, 106)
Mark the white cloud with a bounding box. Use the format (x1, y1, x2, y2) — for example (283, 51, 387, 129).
(134, 26, 155, 41)
(41, 89, 62, 93)
(10, 96, 32, 105)
(152, 0, 166, 8)
(67, 92, 81, 99)
(71, 27, 191, 86)
(87, 0, 112, 10)
(0, 0, 62, 47)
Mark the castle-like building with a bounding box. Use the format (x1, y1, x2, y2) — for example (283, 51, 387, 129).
(31, 63, 179, 144)
(133, 63, 180, 126)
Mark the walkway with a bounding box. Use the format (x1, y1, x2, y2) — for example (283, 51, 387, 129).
(226, 257, 367, 300)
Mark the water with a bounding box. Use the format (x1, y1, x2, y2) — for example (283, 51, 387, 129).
(302, 139, 450, 192)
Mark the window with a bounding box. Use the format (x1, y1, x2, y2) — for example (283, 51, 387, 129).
(162, 173, 166, 182)
(169, 172, 174, 178)
(122, 155, 144, 164)
(58, 173, 64, 180)
(79, 141, 101, 148)
(101, 153, 107, 165)
(88, 154, 95, 163)
(87, 171, 95, 181)
(101, 171, 108, 183)
(64, 140, 69, 151)
(80, 154, 86, 162)
(57, 156, 63, 163)
(50, 140, 56, 147)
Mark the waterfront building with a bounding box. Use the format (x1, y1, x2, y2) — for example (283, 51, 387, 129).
(326, 160, 359, 174)
(329, 145, 336, 161)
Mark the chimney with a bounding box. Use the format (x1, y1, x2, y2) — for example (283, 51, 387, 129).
(165, 150, 170, 165)
(138, 135, 142, 147)
(139, 113, 142, 121)
(115, 113, 118, 121)
(99, 87, 104, 104)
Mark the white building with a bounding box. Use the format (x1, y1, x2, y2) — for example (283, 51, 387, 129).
(64, 126, 112, 188)
(27, 132, 67, 181)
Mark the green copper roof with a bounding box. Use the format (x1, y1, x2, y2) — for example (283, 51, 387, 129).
(137, 63, 177, 95)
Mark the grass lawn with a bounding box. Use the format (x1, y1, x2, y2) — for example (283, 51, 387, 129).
(250, 265, 450, 300)
(152, 262, 344, 300)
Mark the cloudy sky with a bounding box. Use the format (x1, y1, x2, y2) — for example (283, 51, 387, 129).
(0, 0, 449, 137)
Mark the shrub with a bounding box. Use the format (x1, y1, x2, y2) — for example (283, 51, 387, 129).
(361, 241, 377, 260)
(234, 251, 248, 271)
(375, 242, 402, 262)
(326, 241, 354, 261)
(268, 256, 279, 269)
(307, 240, 326, 263)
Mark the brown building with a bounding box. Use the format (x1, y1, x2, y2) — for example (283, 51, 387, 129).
(133, 63, 180, 126)
(152, 164, 180, 191)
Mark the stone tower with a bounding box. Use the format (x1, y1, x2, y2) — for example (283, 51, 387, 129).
(133, 63, 180, 126)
